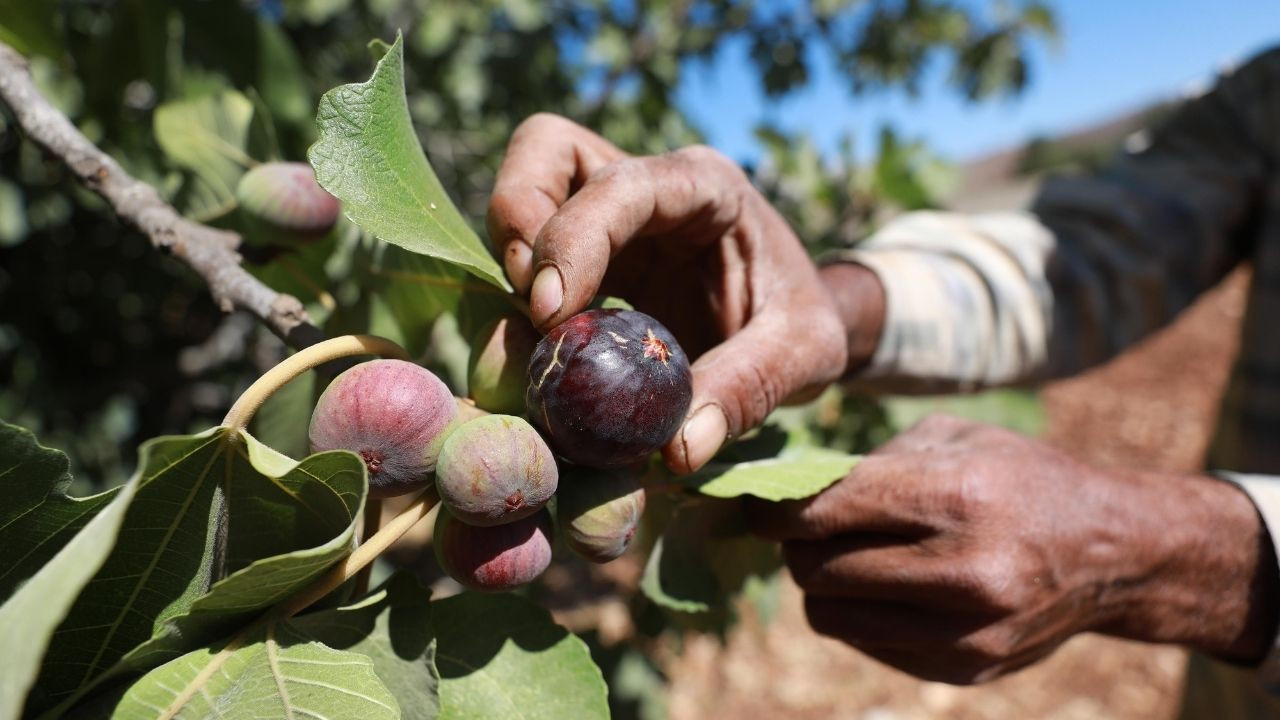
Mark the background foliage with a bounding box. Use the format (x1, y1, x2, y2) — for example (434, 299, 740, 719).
(0, 0, 1055, 489)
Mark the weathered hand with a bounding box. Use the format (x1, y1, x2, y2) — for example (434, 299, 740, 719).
(488, 113, 848, 473)
(749, 415, 1278, 684)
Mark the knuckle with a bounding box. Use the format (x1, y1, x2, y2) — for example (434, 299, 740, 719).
(676, 144, 749, 183)
(962, 551, 1032, 612)
(515, 112, 571, 138)
(914, 413, 971, 435)
(674, 143, 723, 165)
(589, 156, 650, 186)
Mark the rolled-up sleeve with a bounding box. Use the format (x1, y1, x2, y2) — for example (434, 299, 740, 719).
(1221, 472, 1280, 688)
(832, 47, 1274, 394)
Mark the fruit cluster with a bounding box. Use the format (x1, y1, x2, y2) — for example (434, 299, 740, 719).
(308, 308, 691, 591)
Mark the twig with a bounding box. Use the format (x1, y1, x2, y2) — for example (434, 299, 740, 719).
(0, 41, 324, 348)
(221, 334, 409, 432)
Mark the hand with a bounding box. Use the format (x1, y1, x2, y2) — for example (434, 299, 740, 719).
(488, 113, 850, 472)
(749, 415, 1279, 684)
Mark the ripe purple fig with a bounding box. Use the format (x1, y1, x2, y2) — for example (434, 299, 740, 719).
(557, 466, 646, 563)
(526, 309, 692, 468)
(309, 359, 458, 498)
(467, 313, 540, 415)
(433, 506, 553, 591)
(435, 414, 557, 527)
(236, 161, 340, 234)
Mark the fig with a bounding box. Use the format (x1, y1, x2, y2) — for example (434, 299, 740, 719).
(556, 466, 646, 563)
(309, 359, 458, 498)
(435, 414, 557, 527)
(433, 506, 553, 591)
(236, 161, 340, 234)
(467, 313, 541, 415)
(526, 309, 692, 468)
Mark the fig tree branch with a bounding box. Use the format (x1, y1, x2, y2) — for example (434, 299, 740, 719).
(0, 41, 324, 348)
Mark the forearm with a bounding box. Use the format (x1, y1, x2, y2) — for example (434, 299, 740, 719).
(818, 51, 1275, 393)
(1091, 467, 1279, 664)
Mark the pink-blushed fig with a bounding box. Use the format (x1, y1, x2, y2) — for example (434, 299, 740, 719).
(236, 161, 340, 234)
(556, 466, 646, 563)
(467, 313, 541, 415)
(435, 414, 557, 527)
(309, 359, 458, 498)
(433, 506, 553, 591)
(527, 309, 692, 468)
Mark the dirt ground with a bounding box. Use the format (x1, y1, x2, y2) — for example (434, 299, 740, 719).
(656, 269, 1251, 720)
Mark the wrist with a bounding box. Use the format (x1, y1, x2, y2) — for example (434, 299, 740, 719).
(817, 262, 886, 377)
(1092, 468, 1279, 663)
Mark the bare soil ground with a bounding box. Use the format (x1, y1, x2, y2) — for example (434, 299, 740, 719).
(659, 269, 1251, 720)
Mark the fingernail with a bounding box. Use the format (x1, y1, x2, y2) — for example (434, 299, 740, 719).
(680, 405, 729, 472)
(505, 242, 533, 294)
(530, 265, 563, 325)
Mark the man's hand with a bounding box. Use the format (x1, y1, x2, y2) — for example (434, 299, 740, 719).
(749, 415, 1280, 684)
(488, 113, 854, 473)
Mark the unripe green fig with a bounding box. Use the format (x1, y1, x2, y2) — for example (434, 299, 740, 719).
(236, 161, 340, 234)
(433, 506, 553, 591)
(309, 359, 458, 498)
(435, 415, 557, 527)
(467, 313, 540, 415)
(556, 466, 646, 563)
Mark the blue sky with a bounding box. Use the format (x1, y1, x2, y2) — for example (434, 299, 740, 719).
(675, 1, 1279, 164)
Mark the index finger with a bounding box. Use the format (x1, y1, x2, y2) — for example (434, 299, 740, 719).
(486, 114, 625, 293)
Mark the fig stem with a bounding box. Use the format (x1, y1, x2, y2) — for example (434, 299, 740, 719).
(278, 486, 439, 618)
(353, 498, 384, 596)
(221, 334, 410, 432)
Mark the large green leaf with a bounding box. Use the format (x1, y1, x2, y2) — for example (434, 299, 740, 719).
(308, 34, 510, 291)
(154, 89, 256, 219)
(109, 623, 399, 720)
(108, 433, 366, 674)
(0, 422, 119, 602)
(640, 498, 780, 615)
(0, 454, 139, 720)
(25, 429, 367, 714)
(433, 593, 608, 720)
(25, 429, 228, 714)
(682, 447, 860, 500)
(291, 573, 439, 720)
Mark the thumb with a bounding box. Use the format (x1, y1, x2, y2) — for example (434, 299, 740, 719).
(663, 307, 846, 474)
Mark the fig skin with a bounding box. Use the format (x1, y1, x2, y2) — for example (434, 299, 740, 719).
(435, 414, 558, 527)
(467, 313, 541, 415)
(526, 309, 692, 468)
(309, 359, 458, 498)
(557, 466, 646, 563)
(433, 506, 553, 591)
(236, 161, 340, 234)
